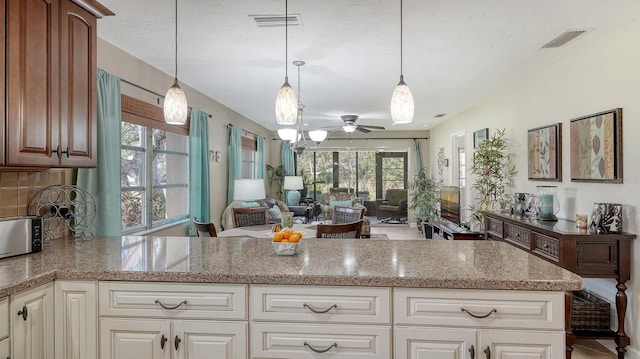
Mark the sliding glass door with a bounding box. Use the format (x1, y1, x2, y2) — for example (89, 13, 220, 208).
(375, 152, 408, 199)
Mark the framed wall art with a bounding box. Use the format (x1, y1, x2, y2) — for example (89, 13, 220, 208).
(473, 128, 489, 149)
(528, 123, 562, 181)
(570, 108, 623, 183)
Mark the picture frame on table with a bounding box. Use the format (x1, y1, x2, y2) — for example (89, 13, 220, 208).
(570, 108, 623, 183)
(527, 123, 562, 181)
(473, 128, 489, 149)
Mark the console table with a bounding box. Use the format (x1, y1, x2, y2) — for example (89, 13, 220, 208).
(431, 220, 483, 240)
(482, 211, 635, 359)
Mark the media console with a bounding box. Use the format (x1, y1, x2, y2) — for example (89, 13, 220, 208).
(431, 220, 483, 240)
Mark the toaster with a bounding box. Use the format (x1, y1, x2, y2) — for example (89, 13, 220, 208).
(0, 216, 43, 259)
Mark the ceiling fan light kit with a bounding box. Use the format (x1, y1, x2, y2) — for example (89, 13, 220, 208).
(390, 0, 414, 125)
(164, 0, 188, 125)
(275, 0, 298, 125)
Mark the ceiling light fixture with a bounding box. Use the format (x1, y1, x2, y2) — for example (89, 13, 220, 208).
(308, 130, 328, 144)
(163, 0, 188, 125)
(343, 124, 357, 133)
(275, 0, 298, 125)
(390, 0, 414, 125)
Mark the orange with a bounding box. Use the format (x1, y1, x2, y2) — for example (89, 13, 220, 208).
(289, 234, 301, 243)
(273, 232, 284, 242)
(294, 231, 303, 238)
(283, 228, 293, 239)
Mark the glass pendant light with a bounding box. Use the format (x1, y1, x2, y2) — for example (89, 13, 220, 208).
(308, 130, 328, 144)
(390, 0, 414, 125)
(275, 0, 298, 125)
(164, 0, 188, 125)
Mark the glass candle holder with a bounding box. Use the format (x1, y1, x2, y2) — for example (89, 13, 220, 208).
(281, 212, 294, 229)
(536, 186, 559, 221)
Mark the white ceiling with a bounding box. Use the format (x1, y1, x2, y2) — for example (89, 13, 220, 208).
(97, 0, 640, 132)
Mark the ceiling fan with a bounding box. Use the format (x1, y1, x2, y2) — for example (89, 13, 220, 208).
(336, 115, 385, 133)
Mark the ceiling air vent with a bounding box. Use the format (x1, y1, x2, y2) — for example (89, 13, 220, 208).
(541, 30, 587, 48)
(434, 113, 446, 118)
(250, 14, 302, 28)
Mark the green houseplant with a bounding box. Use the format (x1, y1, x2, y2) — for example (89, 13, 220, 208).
(468, 128, 517, 229)
(266, 164, 286, 201)
(409, 167, 441, 238)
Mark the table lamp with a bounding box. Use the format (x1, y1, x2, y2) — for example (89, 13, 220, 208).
(283, 176, 304, 207)
(233, 179, 266, 207)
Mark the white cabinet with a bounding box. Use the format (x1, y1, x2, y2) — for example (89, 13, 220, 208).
(394, 288, 565, 359)
(99, 282, 248, 359)
(1, 296, 9, 359)
(11, 282, 54, 359)
(55, 280, 98, 359)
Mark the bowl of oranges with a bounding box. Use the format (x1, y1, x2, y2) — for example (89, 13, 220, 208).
(272, 227, 302, 256)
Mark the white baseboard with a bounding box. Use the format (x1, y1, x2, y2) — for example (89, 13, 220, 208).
(596, 340, 640, 359)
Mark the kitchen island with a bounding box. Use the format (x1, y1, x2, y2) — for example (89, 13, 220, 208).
(0, 236, 582, 358)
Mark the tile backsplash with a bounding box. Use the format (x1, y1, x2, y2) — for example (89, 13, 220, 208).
(0, 170, 68, 218)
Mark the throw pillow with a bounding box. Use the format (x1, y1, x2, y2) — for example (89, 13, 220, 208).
(269, 205, 283, 220)
(329, 200, 352, 208)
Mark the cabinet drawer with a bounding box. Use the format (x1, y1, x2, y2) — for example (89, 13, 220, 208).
(394, 288, 564, 330)
(0, 338, 9, 359)
(504, 223, 531, 249)
(487, 217, 503, 238)
(0, 297, 8, 340)
(99, 281, 247, 320)
(532, 233, 560, 262)
(251, 322, 391, 358)
(251, 285, 390, 324)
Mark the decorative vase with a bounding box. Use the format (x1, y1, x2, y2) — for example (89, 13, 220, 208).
(281, 212, 294, 229)
(513, 193, 529, 217)
(536, 186, 559, 221)
(590, 203, 623, 234)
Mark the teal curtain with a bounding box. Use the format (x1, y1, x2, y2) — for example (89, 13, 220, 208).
(256, 136, 265, 179)
(189, 109, 210, 235)
(413, 139, 423, 170)
(76, 69, 122, 236)
(281, 142, 295, 175)
(227, 125, 242, 204)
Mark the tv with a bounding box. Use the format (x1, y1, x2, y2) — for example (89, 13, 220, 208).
(440, 186, 461, 225)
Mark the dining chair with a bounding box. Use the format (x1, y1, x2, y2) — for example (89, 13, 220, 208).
(332, 206, 365, 224)
(232, 207, 270, 228)
(315, 220, 363, 239)
(193, 218, 218, 237)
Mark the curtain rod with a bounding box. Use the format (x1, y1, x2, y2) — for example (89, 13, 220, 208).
(271, 136, 429, 141)
(120, 78, 212, 118)
(228, 124, 261, 139)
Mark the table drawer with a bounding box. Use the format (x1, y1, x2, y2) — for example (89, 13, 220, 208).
(251, 322, 391, 358)
(99, 281, 247, 320)
(533, 233, 560, 262)
(0, 297, 8, 340)
(394, 288, 564, 330)
(504, 223, 531, 249)
(487, 217, 503, 238)
(251, 285, 390, 324)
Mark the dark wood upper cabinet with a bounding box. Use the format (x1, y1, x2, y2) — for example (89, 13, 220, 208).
(2, 0, 112, 168)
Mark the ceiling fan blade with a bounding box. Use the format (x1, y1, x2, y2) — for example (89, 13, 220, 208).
(356, 126, 372, 133)
(358, 124, 386, 130)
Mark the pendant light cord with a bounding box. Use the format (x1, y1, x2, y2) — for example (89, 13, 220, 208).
(285, 0, 289, 79)
(174, 0, 178, 79)
(400, 0, 403, 77)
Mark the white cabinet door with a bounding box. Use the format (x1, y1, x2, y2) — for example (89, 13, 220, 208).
(173, 321, 247, 359)
(11, 282, 54, 359)
(478, 330, 564, 359)
(100, 318, 171, 359)
(395, 326, 476, 359)
(55, 280, 97, 359)
(0, 338, 10, 359)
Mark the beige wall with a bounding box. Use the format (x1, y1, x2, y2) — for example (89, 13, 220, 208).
(429, 17, 640, 356)
(98, 38, 273, 234)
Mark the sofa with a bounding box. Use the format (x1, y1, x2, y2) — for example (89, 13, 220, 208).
(376, 188, 408, 222)
(221, 198, 310, 230)
(318, 192, 365, 220)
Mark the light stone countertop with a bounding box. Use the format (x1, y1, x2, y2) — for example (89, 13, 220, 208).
(0, 236, 582, 297)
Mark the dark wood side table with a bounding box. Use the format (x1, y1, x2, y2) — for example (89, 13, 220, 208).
(431, 220, 483, 240)
(482, 211, 635, 359)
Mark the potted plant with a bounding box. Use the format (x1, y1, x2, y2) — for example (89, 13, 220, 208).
(409, 167, 441, 238)
(468, 128, 517, 229)
(266, 164, 286, 201)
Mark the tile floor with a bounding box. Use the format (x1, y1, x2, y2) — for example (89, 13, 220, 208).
(371, 223, 618, 359)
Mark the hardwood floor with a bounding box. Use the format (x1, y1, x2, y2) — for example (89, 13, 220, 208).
(372, 223, 618, 359)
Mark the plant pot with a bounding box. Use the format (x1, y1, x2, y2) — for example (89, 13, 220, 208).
(420, 222, 433, 239)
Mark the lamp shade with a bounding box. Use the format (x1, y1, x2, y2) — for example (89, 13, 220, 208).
(233, 179, 266, 201)
(275, 79, 298, 125)
(342, 124, 357, 133)
(277, 128, 298, 142)
(308, 130, 328, 143)
(164, 79, 189, 125)
(283, 176, 304, 190)
(390, 75, 414, 124)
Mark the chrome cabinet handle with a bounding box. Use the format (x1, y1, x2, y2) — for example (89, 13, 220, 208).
(460, 307, 497, 319)
(155, 299, 187, 310)
(303, 303, 337, 314)
(160, 334, 167, 350)
(174, 335, 182, 350)
(484, 346, 491, 359)
(17, 305, 27, 321)
(304, 342, 337, 353)
(469, 344, 475, 359)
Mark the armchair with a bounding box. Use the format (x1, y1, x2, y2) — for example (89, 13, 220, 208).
(376, 189, 408, 222)
(319, 192, 364, 220)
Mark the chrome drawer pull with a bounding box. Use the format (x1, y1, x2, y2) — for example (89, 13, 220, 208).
(304, 342, 337, 353)
(155, 299, 187, 310)
(303, 303, 337, 314)
(460, 307, 497, 319)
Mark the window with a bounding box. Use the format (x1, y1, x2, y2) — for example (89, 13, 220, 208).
(120, 95, 189, 234)
(241, 135, 258, 179)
